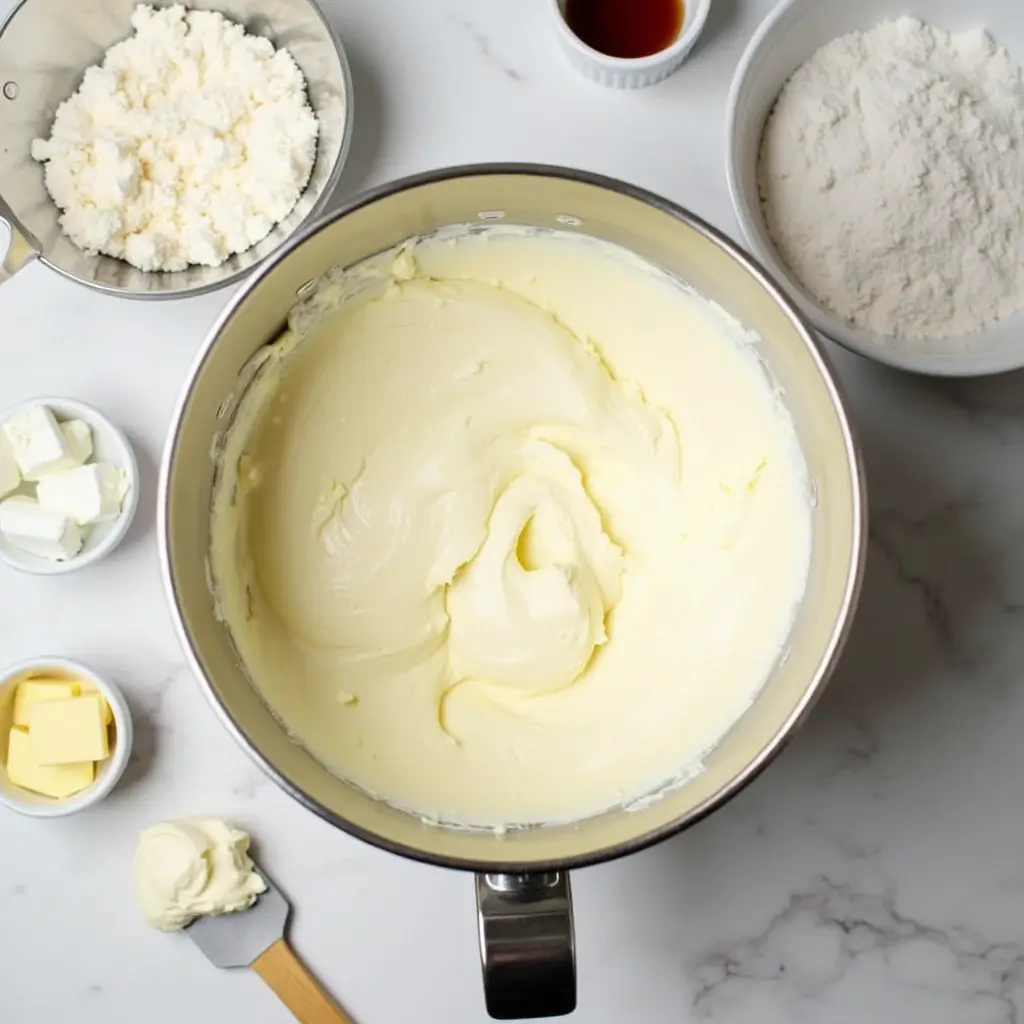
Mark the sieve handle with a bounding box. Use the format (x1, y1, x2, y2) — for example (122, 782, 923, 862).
(0, 193, 39, 285)
(475, 871, 576, 1019)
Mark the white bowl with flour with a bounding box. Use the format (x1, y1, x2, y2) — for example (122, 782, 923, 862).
(727, 0, 1024, 376)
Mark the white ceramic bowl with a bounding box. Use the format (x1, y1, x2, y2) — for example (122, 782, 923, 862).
(726, 0, 1024, 376)
(0, 657, 133, 817)
(0, 397, 140, 575)
(0, 0, 354, 300)
(550, 0, 711, 88)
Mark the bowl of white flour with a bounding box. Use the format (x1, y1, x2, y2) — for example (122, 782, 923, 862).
(0, 0, 353, 299)
(727, 0, 1024, 376)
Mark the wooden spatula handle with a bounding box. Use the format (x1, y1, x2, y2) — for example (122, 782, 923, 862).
(252, 938, 355, 1024)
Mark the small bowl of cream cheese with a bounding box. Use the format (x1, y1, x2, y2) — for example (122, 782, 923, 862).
(0, 397, 140, 575)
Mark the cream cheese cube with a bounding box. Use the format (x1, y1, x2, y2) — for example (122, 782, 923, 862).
(60, 419, 93, 465)
(0, 431, 20, 499)
(2, 405, 81, 480)
(36, 463, 128, 526)
(0, 496, 83, 561)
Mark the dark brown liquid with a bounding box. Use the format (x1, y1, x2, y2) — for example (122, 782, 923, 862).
(564, 0, 684, 60)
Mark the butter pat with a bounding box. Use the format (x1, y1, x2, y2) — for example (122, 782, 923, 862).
(29, 693, 110, 764)
(5, 726, 94, 798)
(36, 463, 128, 526)
(78, 683, 113, 724)
(13, 678, 81, 728)
(0, 496, 83, 561)
(2, 405, 85, 480)
(0, 431, 21, 499)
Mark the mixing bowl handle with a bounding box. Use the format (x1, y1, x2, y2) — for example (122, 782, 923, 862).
(475, 871, 576, 1019)
(0, 194, 40, 285)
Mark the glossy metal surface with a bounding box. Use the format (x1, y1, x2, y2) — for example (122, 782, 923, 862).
(161, 165, 865, 872)
(0, 194, 37, 283)
(187, 872, 289, 969)
(476, 873, 575, 1019)
(0, 0, 352, 298)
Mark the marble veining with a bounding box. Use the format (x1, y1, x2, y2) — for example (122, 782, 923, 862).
(451, 15, 527, 82)
(691, 876, 1024, 1023)
(2, 0, 1024, 1021)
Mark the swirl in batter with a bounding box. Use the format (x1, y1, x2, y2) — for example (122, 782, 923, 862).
(211, 229, 811, 828)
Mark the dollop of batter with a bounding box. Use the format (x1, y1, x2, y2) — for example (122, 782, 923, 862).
(211, 229, 811, 828)
(132, 819, 266, 931)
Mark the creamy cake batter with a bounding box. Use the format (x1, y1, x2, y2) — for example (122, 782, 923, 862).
(211, 228, 811, 828)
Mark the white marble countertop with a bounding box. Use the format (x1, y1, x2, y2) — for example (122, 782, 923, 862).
(3, 0, 1024, 1021)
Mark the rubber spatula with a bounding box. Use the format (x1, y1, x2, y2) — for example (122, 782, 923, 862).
(186, 871, 355, 1024)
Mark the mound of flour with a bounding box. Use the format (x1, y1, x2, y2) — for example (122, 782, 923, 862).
(758, 17, 1024, 344)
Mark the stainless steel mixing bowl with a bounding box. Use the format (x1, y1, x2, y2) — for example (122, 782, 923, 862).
(0, 0, 352, 298)
(159, 165, 866, 1019)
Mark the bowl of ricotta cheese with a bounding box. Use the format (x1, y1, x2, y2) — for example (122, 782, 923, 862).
(160, 165, 866, 1019)
(0, 0, 352, 298)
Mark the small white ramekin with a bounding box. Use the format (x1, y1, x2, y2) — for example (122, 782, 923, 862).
(0, 657, 133, 818)
(550, 0, 712, 88)
(0, 397, 140, 575)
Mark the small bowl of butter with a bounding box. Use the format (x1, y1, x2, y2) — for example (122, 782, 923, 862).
(0, 398, 139, 575)
(0, 658, 133, 817)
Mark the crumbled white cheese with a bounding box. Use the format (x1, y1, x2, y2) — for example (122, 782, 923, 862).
(31, 4, 320, 272)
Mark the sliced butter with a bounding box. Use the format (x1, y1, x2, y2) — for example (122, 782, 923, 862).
(28, 694, 110, 765)
(5, 726, 94, 798)
(12, 678, 81, 728)
(77, 683, 113, 724)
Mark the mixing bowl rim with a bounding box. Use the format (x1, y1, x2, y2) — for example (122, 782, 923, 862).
(0, 0, 355, 300)
(158, 162, 868, 873)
